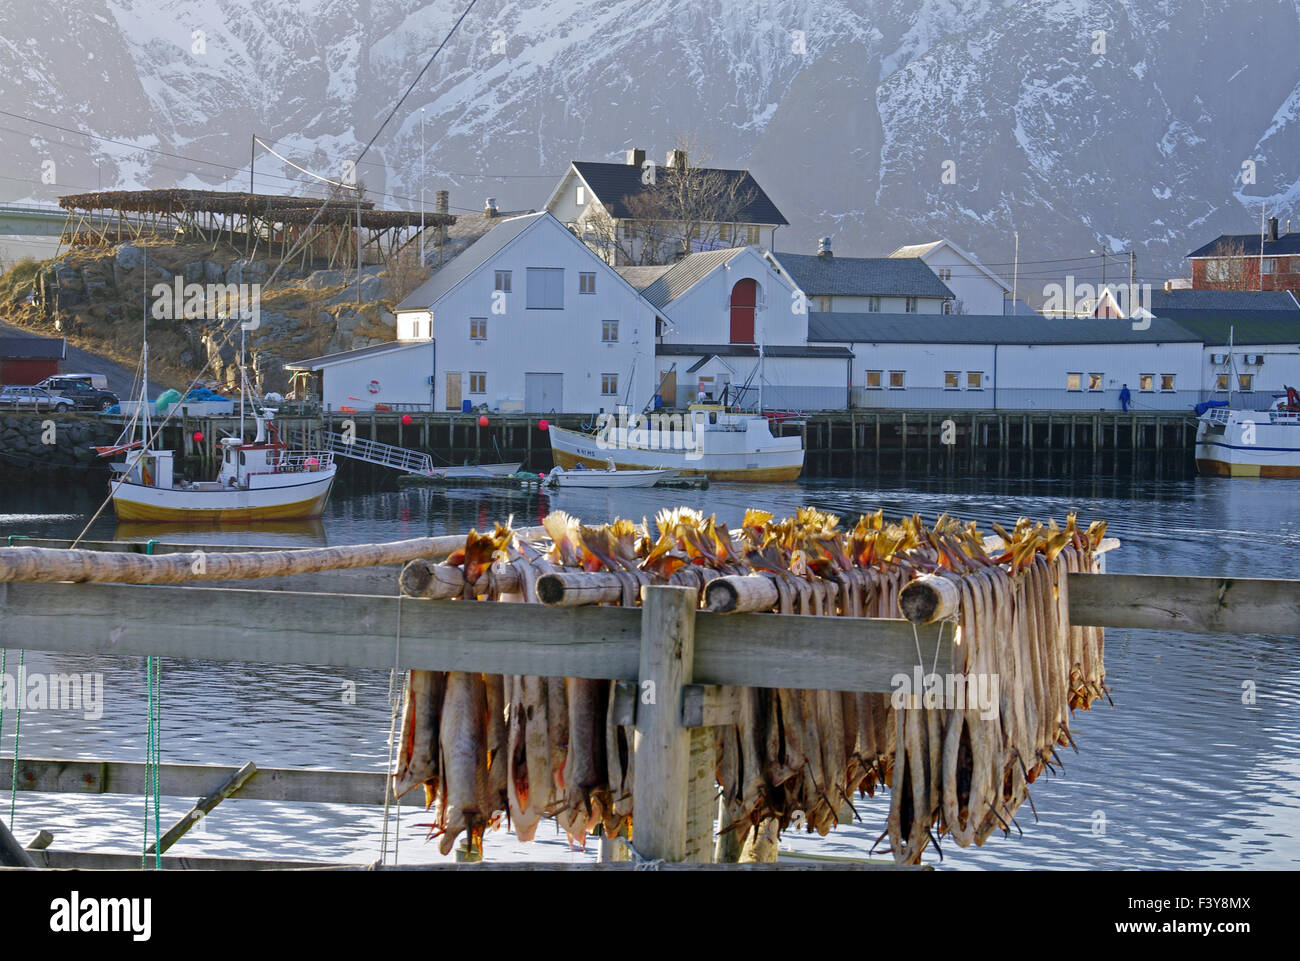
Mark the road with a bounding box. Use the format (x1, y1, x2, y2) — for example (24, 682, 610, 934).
(0, 319, 166, 398)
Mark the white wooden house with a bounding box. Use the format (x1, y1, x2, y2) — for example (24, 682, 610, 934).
(889, 239, 1011, 315)
(770, 241, 954, 315)
(287, 212, 658, 414)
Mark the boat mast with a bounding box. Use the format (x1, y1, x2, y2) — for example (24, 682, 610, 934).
(141, 249, 150, 446)
(239, 322, 246, 439)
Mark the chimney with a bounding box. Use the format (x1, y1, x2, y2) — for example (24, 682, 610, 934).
(1268, 216, 1279, 242)
(817, 237, 833, 259)
(626, 148, 645, 166)
(667, 148, 688, 169)
(435, 189, 449, 214)
(484, 197, 498, 218)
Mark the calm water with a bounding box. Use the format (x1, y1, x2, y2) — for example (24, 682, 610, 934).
(1, 471, 1298, 870)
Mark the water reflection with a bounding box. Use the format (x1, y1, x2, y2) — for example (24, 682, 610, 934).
(2, 472, 1299, 868)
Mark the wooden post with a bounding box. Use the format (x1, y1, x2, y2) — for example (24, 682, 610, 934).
(25, 830, 53, 851)
(901, 413, 907, 456)
(683, 726, 715, 863)
(632, 585, 698, 862)
(147, 761, 258, 855)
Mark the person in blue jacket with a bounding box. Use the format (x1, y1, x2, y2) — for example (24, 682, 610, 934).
(1119, 384, 1132, 412)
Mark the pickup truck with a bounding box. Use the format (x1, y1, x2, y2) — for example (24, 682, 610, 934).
(37, 377, 119, 411)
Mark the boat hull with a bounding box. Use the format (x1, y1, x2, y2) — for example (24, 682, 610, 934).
(548, 425, 803, 482)
(1195, 410, 1300, 478)
(111, 473, 336, 522)
(550, 469, 677, 488)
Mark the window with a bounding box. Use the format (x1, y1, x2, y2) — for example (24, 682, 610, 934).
(967, 371, 983, 390)
(746, 225, 760, 244)
(816, 296, 832, 312)
(1206, 258, 1232, 282)
(888, 370, 905, 389)
(1160, 374, 1175, 392)
(1238, 373, 1254, 391)
(469, 372, 486, 394)
(1067, 372, 1083, 391)
(601, 373, 618, 395)
(719, 224, 731, 244)
(470, 317, 487, 340)
(865, 370, 883, 389)
(576, 185, 586, 206)
(905, 297, 917, 313)
(1215, 374, 1230, 391)
(943, 300, 953, 314)
(1263, 257, 1276, 275)
(1088, 373, 1104, 391)
(494, 270, 511, 293)
(526, 268, 564, 309)
(868, 296, 881, 312)
(944, 371, 960, 389)
(602, 320, 619, 342)
(579, 272, 596, 294)
(937, 267, 952, 281)
(1140, 374, 1154, 391)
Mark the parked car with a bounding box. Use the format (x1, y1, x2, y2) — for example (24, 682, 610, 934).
(0, 386, 75, 411)
(37, 377, 119, 411)
(37, 372, 109, 391)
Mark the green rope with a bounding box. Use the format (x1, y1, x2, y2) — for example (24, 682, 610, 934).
(141, 655, 162, 868)
(8, 649, 24, 831)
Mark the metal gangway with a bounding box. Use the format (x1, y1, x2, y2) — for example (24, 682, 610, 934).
(317, 430, 433, 475)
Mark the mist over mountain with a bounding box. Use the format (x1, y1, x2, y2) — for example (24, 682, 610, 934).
(3, 0, 1297, 294)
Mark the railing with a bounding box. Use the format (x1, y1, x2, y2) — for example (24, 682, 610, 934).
(319, 430, 432, 474)
(270, 450, 335, 473)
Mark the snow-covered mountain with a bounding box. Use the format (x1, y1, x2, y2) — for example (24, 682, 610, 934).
(3, 0, 1298, 291)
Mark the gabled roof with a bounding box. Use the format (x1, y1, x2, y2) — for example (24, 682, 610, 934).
(397, 212, 544, 311)
(888, 238, 1012, 292)
(615, 265, 673, 290)
(1187, 232, 1300, 258)
(0, 333, 65, 360)
(563, 161, 788, 226)
(1147, 289, 1299, 311)
(772, 253, 953, 299)
(629, 247, 751, 308)
(284, 339, 431, 371)
(806, 312, 1198, 345)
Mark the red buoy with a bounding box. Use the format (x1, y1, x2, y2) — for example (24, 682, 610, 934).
(538, 419, 549, 432)
(478, 414, 490, 427)
(192, 431, 204, 443)
(401, 414, 412, 426)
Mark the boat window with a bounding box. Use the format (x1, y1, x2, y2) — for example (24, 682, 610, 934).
(709, 411, 718, 425)
(239, 452, 246, 466)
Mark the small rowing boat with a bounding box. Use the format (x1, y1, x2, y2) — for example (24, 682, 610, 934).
(544, 462, 677, 488)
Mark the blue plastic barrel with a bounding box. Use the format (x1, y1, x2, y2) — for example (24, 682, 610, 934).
(653, 393, 663, 410)
(462, 399, 472, 413)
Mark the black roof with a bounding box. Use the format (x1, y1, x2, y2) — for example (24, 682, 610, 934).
(571, 161, 788, 226)
(1186, 232, 1300, 258)
(1147, 289, 1298, 311)
(1142, 310, 1300, 347)
(0, 334, 66, 360)
(775, 253, 953, 298)
(806, 312, 1199, 345)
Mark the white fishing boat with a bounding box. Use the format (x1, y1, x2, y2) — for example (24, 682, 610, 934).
(544, 461, 677, 488)
(1195, 387, 1300, 478)
(548, 404, 804, 482)
(102, 277, 337, 522)
(434, 461, 523, 479)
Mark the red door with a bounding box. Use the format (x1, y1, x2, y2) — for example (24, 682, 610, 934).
(729, 278, 756, 343)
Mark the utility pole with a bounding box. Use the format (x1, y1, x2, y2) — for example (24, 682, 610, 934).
(1011, 231, 1019, 315)
(420, 107, 426, 268)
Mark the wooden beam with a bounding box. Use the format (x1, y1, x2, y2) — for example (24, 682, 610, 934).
(0, 583, 938, 691)
(147, 761, 259, 855)
(1067, 572, 1300, 636)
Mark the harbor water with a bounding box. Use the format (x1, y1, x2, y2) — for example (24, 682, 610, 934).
(2, 470, 1298, 870)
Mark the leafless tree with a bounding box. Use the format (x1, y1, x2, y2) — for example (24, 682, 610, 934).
(579, 136, 758, 266)
(1203, 238, 1252, 290)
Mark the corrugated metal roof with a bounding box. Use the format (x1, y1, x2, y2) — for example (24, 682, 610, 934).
(1147, 289, 1298, 311)
(1142, 310, 1300, 346)
(615, 265, 673, 290)
(806, 312, 1200, 344)
(396, 212, 544, 311)
(773, 254, 953, 298)
(571, 161, 788, 225)
(637, 247, 749, 308)
(657, 342, 853, 359)
(284, 339, 429, 371)
(1186, 232, 1300, 258)
(0, 334, 65, 360)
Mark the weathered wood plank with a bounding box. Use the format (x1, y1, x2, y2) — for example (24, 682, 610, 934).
(681, 684, 742, 727)
(147, 761, 259, 855)
(1067, 573, 1300, 636)
(0, 583, 937, 691)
